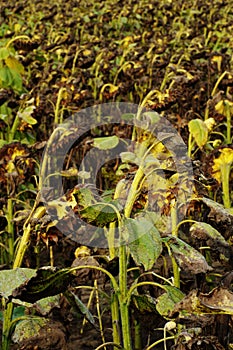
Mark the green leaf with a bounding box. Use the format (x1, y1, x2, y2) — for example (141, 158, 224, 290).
(0, 66, 13, 86)
(188, 119, 208, 149)
(190, 222, 229, 247)
(80, 202, 118, 227)
(11, 267, 74, 303)
(17, 105, 37, 125)
(12, 317, 48, 344)
(93, 135, 119, 150)
(156, 286, 185, 317)
(164, 236, 212, 274)
(120, 151, 139, 165)
(5, 56, 24, 74)
(0, 268, 37, 299)
(34, 295, 60, 316)
(0, 47, 11, 60)
(73, 187, 96, 208)
(143, 111, 161, 124)
(127, 217, 162, 270)
(131, 294, 157, 313)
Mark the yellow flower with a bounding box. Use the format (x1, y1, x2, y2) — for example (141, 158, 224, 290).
(212, 148, 233, 183)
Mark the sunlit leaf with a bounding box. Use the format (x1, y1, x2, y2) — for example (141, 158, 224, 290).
(5, 56, 24, 74)
(188, 119, 208, 149)
(0, 47, 11, 60)
(93, 135, 119, 150)
(120, 151, 139, 164)
(17, 105, 37, 125)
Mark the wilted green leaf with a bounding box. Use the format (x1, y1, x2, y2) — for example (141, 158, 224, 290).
(11, 267, 74, 303)
(126, 217, 162, 270)
(188, 119, 208, 149)
(164, 236, 212, 274)
(156, 285, 185, 317)
(131, 294, 157, 313)
(66, 290, 95, 326)
(93, 135, 119, 150)
(190, 222, 229, 247)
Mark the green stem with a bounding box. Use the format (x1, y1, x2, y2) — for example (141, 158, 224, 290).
(145, 335, 176, 350)
(2, 303, 13, 350)
(221, 163, 231, 208)
(170, 200, 180, 289)
(111, 293, 121, 348)
(6, 35, 30, 48)
(6, 198, 14, 265)
(54, 87, 65, 125)
(118, 243, 131, 350)
(226, 102, 232, 145)
(8, 114, 20, 142)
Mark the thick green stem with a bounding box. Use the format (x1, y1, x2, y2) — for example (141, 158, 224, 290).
(170, 200, 180, 289)
(2, 302, 14, 350)
(221, 164, 231, 208)
(111, 293, 121, 347)
(118, 244, 131, 350)
(6, 198, 14, 265)
(226, 102, 232, 145)
(8, 114, 20, 142)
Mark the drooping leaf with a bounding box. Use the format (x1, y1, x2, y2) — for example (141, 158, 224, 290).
(188, 119, 208, 149)
(126, 217, 162, 270)
(93, 135, 119, 150)
(0, 268, 37, 299)
(201, 197, 233, 224)
(190, 222, 229, 247)
(164, 236, 212, 274)
(156, 285, 185, 317)
(131, 294, 157, 313)
(11, 267, 74, 303)
(66, 290, 95, 326)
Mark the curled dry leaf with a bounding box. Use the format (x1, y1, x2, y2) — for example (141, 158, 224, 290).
(170, 286, 233, 317)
